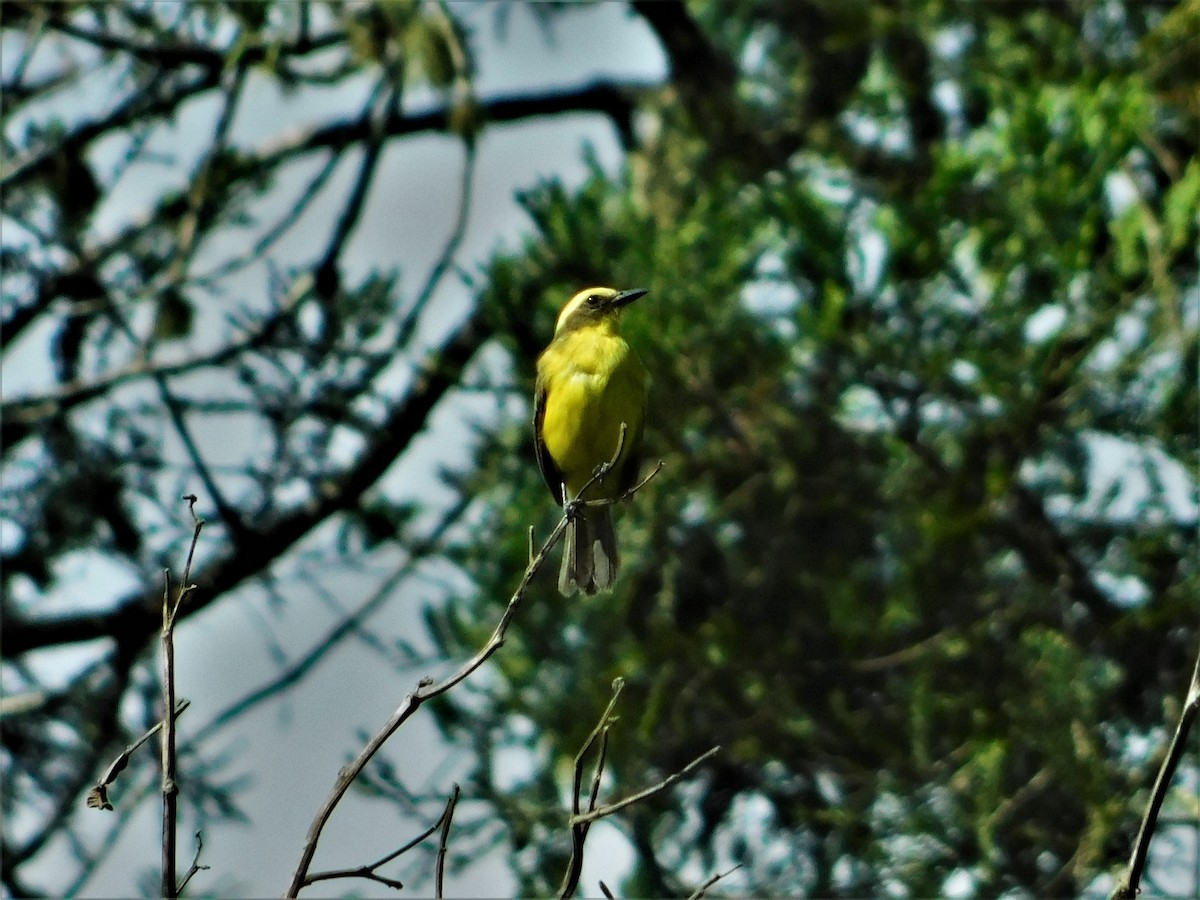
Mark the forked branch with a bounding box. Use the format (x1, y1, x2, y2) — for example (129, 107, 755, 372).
(558, 678, 720, 899)
(283, 447, 661, 897)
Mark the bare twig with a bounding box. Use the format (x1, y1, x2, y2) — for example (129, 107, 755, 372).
(305, 867, 403, 892)
(289, 517, 597, 889)
(567, 424, 665, 515)
(86, 699, 190, 811)
(569, 745, 722, 828)
(587, 729, 612, 815)
(177, 832, 210, 893)
(685, 863, 743, 900)
(304, 782, 462, 893)
(558, 680, 624, 899)
(580, 460, 666, 509)
(282, 424, 658, 897)
(435, 784, 460, 898)
(285, 440, 656, 896)
(1111, 637, 1200, 900)
(161, 497, 204, 898)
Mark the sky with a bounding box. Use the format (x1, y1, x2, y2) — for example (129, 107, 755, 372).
(3, 4, 668, 896)
(5, 4, 1196, 897)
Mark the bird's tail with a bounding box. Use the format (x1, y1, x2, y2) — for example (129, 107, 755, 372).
(559, 505, 619, 596)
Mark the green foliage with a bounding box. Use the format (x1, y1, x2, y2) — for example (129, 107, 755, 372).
(4, 0, 1195, 895)
(429, 2, 1198, 896)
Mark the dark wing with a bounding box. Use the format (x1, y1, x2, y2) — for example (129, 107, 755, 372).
(533, 376, 565, 505)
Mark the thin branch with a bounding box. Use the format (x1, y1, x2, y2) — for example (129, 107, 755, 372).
(6, 307, 491, 657)
(161, 497, 204, 898)
(568, 745, 722, 828)
(284, 510, 568, 896)
(256, 80, 643, 169)
(304, 867, 403, 892)
(160, 575, 178, 897)
(584, 460, 665, 508)
(177, 832, 210, 893)
(170, 495, 205, 623)
(578, 683, 625, 814)
(100, 289, 244, 535)
(559, 679, 625, 898)
(1111, 637, 1200, 900)
(300, 782, 462, 894)
(434, 784, 460, 898)
(587, 731, 611, 817)
(86, 699, 190, 812)
(284, 441, 653, 897)
(685, 863, 743, 900)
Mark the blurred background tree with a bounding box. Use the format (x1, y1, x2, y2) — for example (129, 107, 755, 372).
(3, 0, 1197, 897)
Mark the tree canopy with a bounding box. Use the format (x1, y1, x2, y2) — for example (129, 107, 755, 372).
(3, 1, 1197, 897)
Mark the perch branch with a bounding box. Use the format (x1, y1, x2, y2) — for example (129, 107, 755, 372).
(283, 441, 655, 897)
(1110, 636, 1200, 899)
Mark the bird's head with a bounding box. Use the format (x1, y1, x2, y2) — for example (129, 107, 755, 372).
(554, 287, 648, 336)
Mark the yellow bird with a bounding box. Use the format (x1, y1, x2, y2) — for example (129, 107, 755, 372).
(534, 287, 649, 595)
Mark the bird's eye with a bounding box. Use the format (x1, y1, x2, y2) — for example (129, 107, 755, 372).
(586, 294, 601, 307)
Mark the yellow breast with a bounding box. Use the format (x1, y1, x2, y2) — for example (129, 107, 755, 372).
(538, 327, 647, 500)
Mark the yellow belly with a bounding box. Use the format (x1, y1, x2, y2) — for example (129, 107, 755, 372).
(539, 329, 647, 500)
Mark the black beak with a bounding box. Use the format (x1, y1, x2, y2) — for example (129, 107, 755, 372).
(612, 288, 648, 308)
